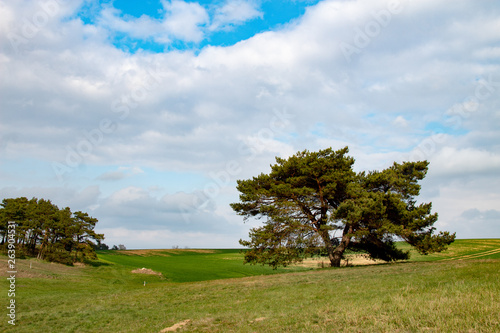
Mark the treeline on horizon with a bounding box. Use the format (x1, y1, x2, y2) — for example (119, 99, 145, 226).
(0, 197, 104, 265)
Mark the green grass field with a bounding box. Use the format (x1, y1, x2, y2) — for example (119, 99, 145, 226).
(1, 239, 499, 332)
(97, 249, 310, 283)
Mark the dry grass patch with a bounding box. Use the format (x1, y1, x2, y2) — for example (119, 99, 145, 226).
(167, 249, 217, 254)
(114, 249, 172, 256)
(115, 249, 217, 256)
(292, 254, 385, 268)
(0, 257, 84, 279)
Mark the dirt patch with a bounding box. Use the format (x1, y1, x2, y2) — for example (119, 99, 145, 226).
(250, 317, 267, 324)
(160, 319, 191, 332)
(131, 268, 163, 276)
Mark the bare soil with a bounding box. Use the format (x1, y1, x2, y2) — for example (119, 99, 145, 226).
(159, 319, 191, 332)
(131, 267, 163, 276)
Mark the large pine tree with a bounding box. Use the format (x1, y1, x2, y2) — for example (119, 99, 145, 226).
(231, 147, 455, 268)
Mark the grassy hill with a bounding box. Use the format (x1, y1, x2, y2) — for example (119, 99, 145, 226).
(1, 239, 499, 332)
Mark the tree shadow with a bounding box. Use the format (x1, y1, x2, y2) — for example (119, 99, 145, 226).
(83, 259, 112, 267)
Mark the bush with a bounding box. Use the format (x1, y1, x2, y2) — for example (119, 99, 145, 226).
(44, 251, 74, 266)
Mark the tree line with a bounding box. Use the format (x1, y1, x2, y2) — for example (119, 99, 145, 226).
(0, 197, 104, 265)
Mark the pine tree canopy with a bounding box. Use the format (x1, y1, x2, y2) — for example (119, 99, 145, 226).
(231, 147, 455, 268)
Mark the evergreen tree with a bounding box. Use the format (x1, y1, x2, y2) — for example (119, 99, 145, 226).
(231, 147, 455, 268)
(0, 197, 104, 264)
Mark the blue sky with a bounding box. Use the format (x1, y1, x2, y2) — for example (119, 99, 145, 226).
(76, 0, 321, 52)
(1, 0, 500, 248)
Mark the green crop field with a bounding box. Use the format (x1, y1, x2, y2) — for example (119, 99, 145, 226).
(1, 239, 499, 332)
(97, 249, 310, 283)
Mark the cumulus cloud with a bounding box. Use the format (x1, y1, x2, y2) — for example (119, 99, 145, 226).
(0, 185, 101, 212)
(430, 147, 500, 179)
(90, 186, 242, 245)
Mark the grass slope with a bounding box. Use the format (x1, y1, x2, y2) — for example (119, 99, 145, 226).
(0, 239, 499, 332)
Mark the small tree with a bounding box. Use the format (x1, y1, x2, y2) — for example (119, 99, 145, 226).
(231, 147, 455, 268)
(71, 211, 104, 261)
(95, 241, 109, 250)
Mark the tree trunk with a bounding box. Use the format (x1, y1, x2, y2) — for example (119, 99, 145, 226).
(37, 232, 49, 260)
(318, 228, 337, 267)
(330, 224, 353, 267)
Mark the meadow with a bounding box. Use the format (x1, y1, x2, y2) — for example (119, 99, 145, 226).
(1, 239, 499, 332)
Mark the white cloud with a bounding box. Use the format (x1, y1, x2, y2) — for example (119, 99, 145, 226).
(0, 185, 101, 212)
(160, 0, 209, 42)
(97, 166, 144, 181)
(97, 1, 209, 44)
(430, 147, 500, 179)
(93, 0, 264, 46)
(473, 47, 500, 60)
(97, 227, 242, 249)
(209, 0, 263, 31)
(99, 6, 162, 40)
(393, 115, 409, 128)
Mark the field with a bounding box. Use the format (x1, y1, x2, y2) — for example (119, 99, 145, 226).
(97, 249, 310, 283)
(1, 239, 499, 332)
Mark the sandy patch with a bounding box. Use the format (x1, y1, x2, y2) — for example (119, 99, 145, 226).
(160, 319, 191, 332)
(131, 268, 163, 276)
(250, 317, 267, 324)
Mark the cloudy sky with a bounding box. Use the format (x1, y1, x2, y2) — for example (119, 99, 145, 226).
(1, 0, 499, 249)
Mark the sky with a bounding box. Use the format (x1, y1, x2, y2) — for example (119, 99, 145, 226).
(0, 0, 499, 249)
